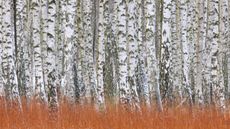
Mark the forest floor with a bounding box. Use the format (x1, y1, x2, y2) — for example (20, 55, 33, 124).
(0, 100, 230, 129)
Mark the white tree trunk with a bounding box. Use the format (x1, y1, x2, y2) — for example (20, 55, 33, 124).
(41, 0, 49, 100)
(137, 0, 150, 108)
(127, 0, 140, 110)
(46, 0, 58, 111)
(96, 0, 106, 109)
(161, 0, 172, 104)
(0, 0, 4, 96)
(117, 0, 130, 105)
(2, 0, 21, 107)
(145, 0, 163, 111)
(76, 0, 85, 103)
(62, 0, 77, 104)
(82, 0, 95, 104)
(209, 0, 225, 109)
(31, 0, 47, 103)
(180, 0, 193, 106)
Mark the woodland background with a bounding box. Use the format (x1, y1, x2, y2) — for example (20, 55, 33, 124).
(0, 0, 230, 114)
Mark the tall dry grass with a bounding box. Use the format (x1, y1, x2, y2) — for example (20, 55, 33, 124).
(0, 99, 230, 129)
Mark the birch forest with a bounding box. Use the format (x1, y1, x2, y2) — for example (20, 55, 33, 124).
(1, 0, 230, 128)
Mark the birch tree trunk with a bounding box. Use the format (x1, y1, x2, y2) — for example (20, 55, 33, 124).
(145, 0, 163, 111)
(76, 0, 85, 103)
(2, 0, 21, 107)
(137, 0, 150, 108)
(15, 0, 26, 99)
(161, 0, 172, 105)
(180, 0, 193, 106)
(41, 0, 49, 100)
(219, 0, 229, 99)
(127, 0, 140, 110)
(82, 0, 95, 104)
(0, 0, 4, 97)
(96, 0, 106, 109)
(200, 0, 211, 105)
(46, 0, 58, 114)
(195, 0, 206, 105)
(62, 0, 77, 104)
(117, 0, 130, 106)
(31, 0, 47, 103)
(209, 0, 225, 109)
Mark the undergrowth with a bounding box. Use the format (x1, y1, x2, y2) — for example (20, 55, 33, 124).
(0, 99, 230, 129)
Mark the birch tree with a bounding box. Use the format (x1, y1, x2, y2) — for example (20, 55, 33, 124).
(161, 0, 172, 104)
(127, 0, 140, 110)
(15, 0, 26, 98)
(209, 0, 225, 109)
(180, 0, 193, 106)
(137, 0, 150, 107)
(62, 0, 77, 104)
(31, 0, 47, 103)
(96, 0, 107, 109)
(76, 0, 85, 103)
(117, 0, 130, 106)
(46, 0, 58, 113)
(82, 0, 95, 104)
(0, 0, 4, 97)
(2, 0, 21, 107)
(145, 0, 163, 111)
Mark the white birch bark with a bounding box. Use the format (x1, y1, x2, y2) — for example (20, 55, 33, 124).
(82, 0, 95, 103)
(117, 0, 130, 105)
(170, 0, 183, 103)
(46, 0, 58, 111)
(96, 0, 106, 109)
(180, 0, 193, 106)
(127, 0, 140, 110)
(62, 0, 77, 104)
(0, 0, 4, 96)
(200, 0, 211, 104)
(22, 0, 33, 103)
(195, 0, 205, 105)
(15, 0, 26, 98)
(145, 0, 163, 111)
(137, 0, 150, 107)
(31, 0, 47, 103)
(41, 0, 49, 99)
(209, 0, 225, 109)
(76, 0, 85, 103)
(228, 0, 230, 98)
(2, 0, 21, 107)
(219, 0, 229, 99)
(110, 0, 120, 104)
(161, 0, 172, 104)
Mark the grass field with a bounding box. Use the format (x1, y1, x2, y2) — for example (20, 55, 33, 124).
(0, 100, 230, 129)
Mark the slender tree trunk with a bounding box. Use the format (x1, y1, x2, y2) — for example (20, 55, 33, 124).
(82, 0, 95, 104)
(209, 0, 225, 109)
(31, 0, 47, 103)
(96, 0, 107, 110)
(46, 0, 58, 118)
(127, 0, 140, 110)
(76, 0, 85, 103)
(62, 0, 77, 104)
(180, 0, 193, 107)
(2, 0, 21, 108)
(137, 0, 150, 108)
(145, 0, 163, 111)
(0, 0, 4, 96)
(161, 0, 172, 105)
(117, 0, 130, 106)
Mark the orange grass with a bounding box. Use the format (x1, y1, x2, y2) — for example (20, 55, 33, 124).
(0, 100, 230, 129)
